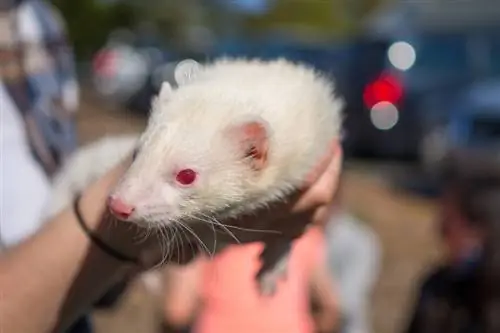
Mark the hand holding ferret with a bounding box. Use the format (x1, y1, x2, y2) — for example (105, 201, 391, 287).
(206, 139, 342, 244)
(78, 139, 341, 270)
(82, 59, 344, 294)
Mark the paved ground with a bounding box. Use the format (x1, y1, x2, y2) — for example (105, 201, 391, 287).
(77, 93, 441, 333)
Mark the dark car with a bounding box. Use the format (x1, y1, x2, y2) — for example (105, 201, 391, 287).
(93, 35, 353, 115)
(340, 19, 500, 161)
(421, 79, 500, 174)
(91, 27, 179, 114)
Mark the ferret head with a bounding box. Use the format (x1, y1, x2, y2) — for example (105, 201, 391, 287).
(107, 82, 271, 227)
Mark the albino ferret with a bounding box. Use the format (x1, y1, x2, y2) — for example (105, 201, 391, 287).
(105, 58, 344, 295)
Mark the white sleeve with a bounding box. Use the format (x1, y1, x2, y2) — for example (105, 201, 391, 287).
(338, 234, 381, 333)
(327, 217, 382, 333)
(0, 83, 51, 248)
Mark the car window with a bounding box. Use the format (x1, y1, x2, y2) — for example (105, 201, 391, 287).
(488, 36, 500, 76)
(472, 114, 500, 141)
(411, 34, 469, 76)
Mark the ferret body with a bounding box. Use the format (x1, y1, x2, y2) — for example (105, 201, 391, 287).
(44, 135, 139, 219)
(109, 58, 343, 294)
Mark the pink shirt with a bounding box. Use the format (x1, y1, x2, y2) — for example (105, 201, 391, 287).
(193, 227, 325, 333)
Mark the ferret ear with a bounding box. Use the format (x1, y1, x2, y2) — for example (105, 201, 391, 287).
(174, 59, 202, 86)
(151, 81, 173, 112)
(158, 81, 173, 103)
(225, 118, 269, 171)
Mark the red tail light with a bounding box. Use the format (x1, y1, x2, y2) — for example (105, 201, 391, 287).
(93, 50, 116, 77)
(363, 73, 403, 108)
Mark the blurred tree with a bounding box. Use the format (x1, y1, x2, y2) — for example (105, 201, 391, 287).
(51, 0, 138, 60)
(241, 0, 392, 41)
(134, 0, 210, 52)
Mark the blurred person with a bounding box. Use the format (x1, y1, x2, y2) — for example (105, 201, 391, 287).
(404, 151, 500, 333)
(0, 1, 129, 332)
(324, 181, 381, 333)
(160, 223, 340, 333)
(0, 0, 79, 247)
(0, 0, 85, 331)
(1, 139, 342, 333)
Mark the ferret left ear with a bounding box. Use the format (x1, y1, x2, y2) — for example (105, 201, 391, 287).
(226, 119, 269, 171)
(175, 59, 203, 86)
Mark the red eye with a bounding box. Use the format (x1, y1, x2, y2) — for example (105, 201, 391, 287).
(175, 168, 197, 185)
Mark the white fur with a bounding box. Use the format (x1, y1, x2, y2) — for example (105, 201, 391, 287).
(112, 58, 344, 225)
(44, 134, 139, 219)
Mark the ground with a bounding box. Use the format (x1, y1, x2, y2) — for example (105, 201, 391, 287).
(77, 92, 440, 333)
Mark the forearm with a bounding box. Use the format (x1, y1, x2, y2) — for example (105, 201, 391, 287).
(1, 210, 131, 332)
(0, 162, 139, 332)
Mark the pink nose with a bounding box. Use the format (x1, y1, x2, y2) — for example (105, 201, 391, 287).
(107, 196, 135, 219)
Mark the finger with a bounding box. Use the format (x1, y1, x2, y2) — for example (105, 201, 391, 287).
(219, 141, 341, 240)
(293, 144, 342, 212)
(302, 139, 339, 188)
(309, 145, 343, 202)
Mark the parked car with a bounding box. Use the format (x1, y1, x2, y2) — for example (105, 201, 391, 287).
(421, 79, 500, 174)
(341, 2, 500, 161)
(91, 28, 177, 114)
(93, 34, 353, 115)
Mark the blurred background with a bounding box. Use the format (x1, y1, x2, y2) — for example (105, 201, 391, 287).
(44, 0, 500, 332)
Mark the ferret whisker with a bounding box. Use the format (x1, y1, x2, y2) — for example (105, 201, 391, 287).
(169, 225, 180, 264)
(163, 225, 177, 267)
(199, 214, 217, 254)
(171, 224, 184, 265)
(197, 213, 280, 235)
(212, 217, 241, 245)
(176, 222, 197, 263)
(172, 224, 182, 265)
(211, 218, 217, 255)
(197, 213, 241, 245)
(188, 214, 224, 251)
(192, 215, 239, 245)
(186, 215, 217, 258)
(176, 221, 213, 259)
(165, 225, 176, 265)
(154, 225, 171, 269)
(134, 223, 152, 244)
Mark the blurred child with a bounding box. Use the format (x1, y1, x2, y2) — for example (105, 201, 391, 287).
(404, 151, 500, 333)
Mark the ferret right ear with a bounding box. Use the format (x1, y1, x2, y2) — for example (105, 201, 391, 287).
(151, 82, 173, 111)
(226, 119, 270, 171)
(158, 81, 173, 103)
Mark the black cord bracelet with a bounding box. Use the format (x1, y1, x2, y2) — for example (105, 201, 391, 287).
(73, 192, 140, 266)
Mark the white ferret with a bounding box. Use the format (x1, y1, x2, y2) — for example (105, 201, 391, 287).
(106, 58, 344, 294)
(46, 58, 343, 295)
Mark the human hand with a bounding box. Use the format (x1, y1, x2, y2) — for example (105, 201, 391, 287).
(151, 140, 341, 265)
(79, 140, 342, 268)
(192, 140, 343, 245)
